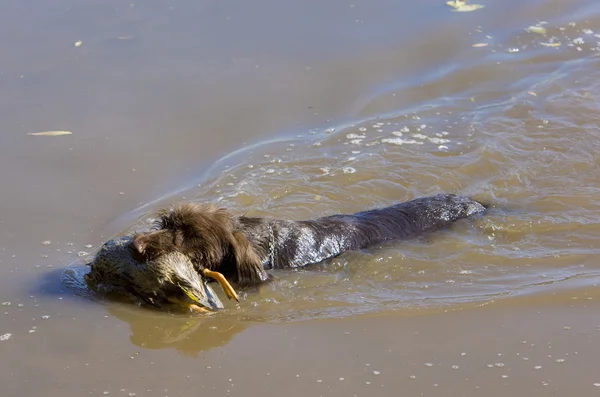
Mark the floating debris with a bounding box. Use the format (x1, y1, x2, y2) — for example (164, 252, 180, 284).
(428, 137, 450, 144)
(346, 133, 366, 139)
(526, 25, 547, 35)
(472, 43, 489, 47)
(381, 138, 423, 146)
(0, 333, 11, 341)
(27, 131, 72, 137)
(74, 40, 82, 47)
(447, 0, 485, 12)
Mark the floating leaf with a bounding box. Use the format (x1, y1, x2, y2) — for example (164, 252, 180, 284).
(455, 4, 485, 11)
(526, 26, 547, 35)
(540, 42, 561, 47)
(447, 1, 485, 11)
(27, 131, 73, 136)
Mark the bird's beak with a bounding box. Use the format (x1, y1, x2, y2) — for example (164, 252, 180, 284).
(170, 277, 225, 313)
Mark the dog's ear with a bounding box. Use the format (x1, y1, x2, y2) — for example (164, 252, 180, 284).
(230, 231, 270, 285)
(130, 234, 147, 257)
(130, 229, 177, 262)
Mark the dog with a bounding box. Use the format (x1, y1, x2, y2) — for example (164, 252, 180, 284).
(129, 193, 486, 288)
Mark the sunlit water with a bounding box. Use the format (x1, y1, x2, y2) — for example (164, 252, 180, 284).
(3, 2, 600, 396)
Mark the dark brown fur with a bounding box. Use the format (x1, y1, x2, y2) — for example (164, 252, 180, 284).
(131, 203, 269, 285)
(130, 194, 486, 286)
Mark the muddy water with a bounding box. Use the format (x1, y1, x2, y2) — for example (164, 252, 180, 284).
(3, 0, 600, 395)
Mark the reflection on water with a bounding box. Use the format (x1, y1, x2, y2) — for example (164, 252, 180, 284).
(108, 304, 249, 355)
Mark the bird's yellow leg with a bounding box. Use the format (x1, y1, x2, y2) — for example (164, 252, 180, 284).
(166, 296, 212, 314)
(201, 269, 239, 302)
(188, 304, 212, 314)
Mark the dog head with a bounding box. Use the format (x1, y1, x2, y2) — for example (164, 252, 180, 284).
(130, 203, 269, 284)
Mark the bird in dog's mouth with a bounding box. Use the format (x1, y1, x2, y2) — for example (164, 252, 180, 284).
(84, 236, 238, 313)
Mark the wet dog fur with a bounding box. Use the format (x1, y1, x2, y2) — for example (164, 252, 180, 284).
(130, 194, 486, 286)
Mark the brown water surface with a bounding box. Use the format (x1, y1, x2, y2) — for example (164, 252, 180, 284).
(2, 0, 600, 395)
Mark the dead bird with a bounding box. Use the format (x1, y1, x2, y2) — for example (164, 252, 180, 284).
(84, 193, 486, 313)
(85, 236, 227, 313)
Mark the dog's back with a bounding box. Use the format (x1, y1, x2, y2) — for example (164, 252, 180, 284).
(267, 194, 485, 269)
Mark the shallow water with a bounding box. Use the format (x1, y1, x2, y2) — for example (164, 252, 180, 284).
(2, 0, 600, 395)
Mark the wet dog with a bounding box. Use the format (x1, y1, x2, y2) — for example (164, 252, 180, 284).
(129, 194, 486, 288)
